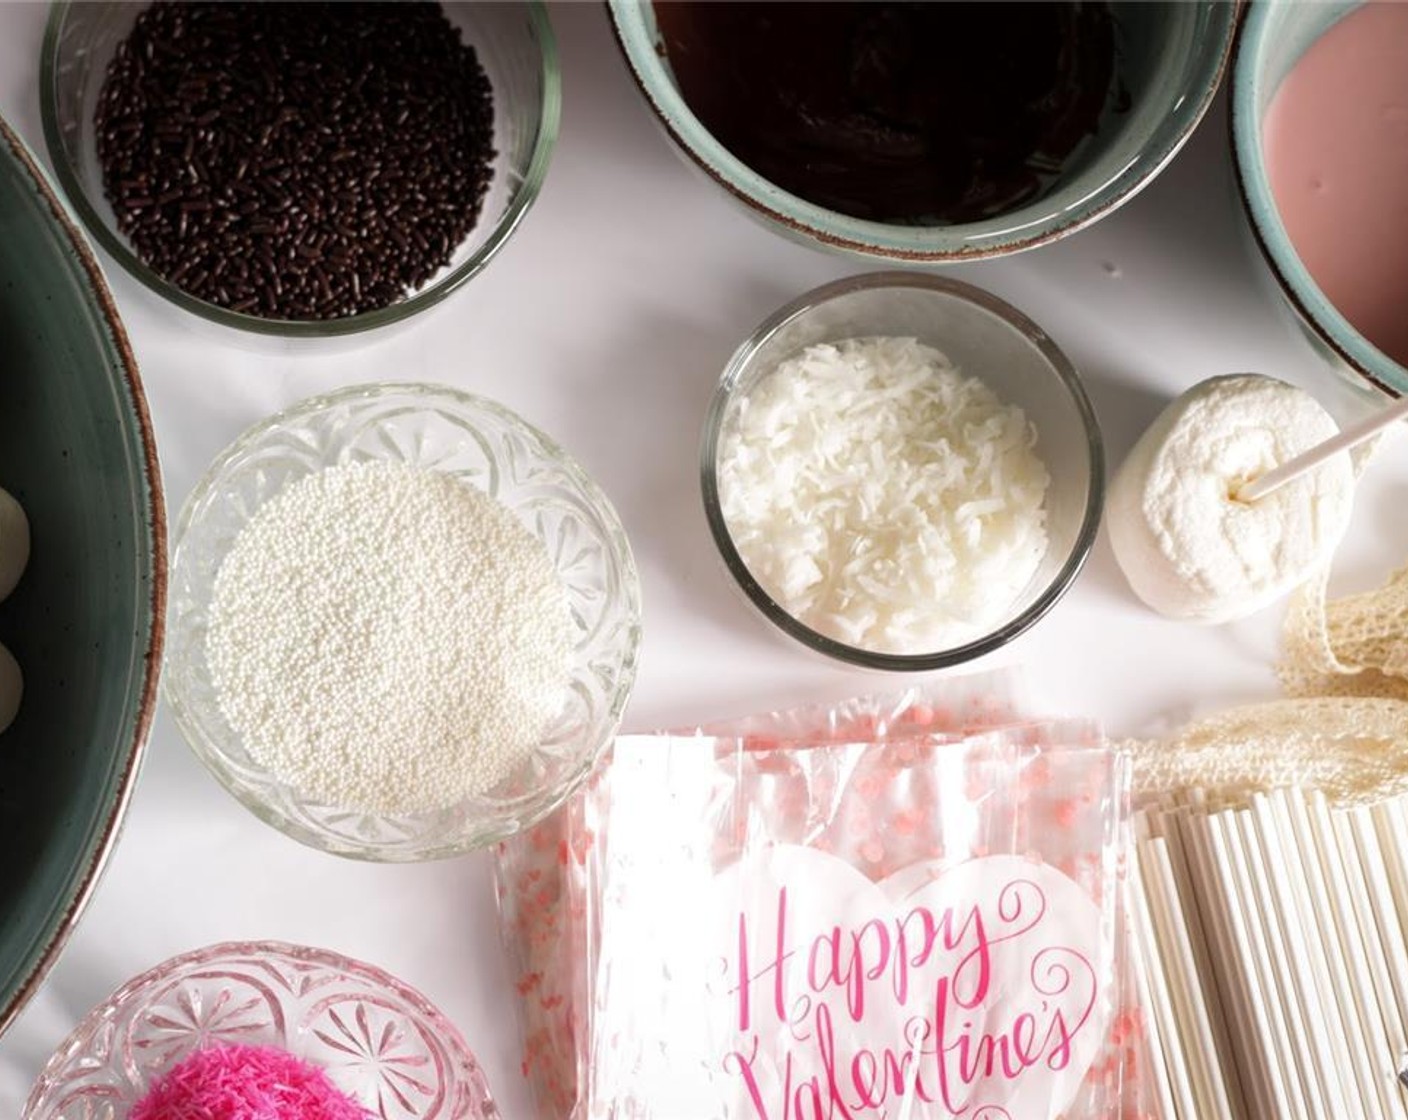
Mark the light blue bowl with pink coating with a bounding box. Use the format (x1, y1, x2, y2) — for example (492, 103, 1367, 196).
(1232, 1, 1408, 398)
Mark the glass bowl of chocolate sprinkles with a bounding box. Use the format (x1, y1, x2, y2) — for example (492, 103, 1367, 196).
(40, 1, 559, 337)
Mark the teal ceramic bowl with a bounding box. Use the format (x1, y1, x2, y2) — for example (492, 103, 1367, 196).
(1231, 2, 1406, 398)
(0, 118, 165, 1035)
(609, 2, 1236, 262)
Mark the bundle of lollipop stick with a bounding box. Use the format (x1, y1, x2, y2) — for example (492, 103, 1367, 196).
(1133, 786, 1408, 1119)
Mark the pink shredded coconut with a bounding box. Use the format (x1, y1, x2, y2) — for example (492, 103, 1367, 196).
(130, 1043, 372, 1120)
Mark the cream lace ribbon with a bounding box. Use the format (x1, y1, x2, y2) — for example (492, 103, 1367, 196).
(1129, 697, 1408, 808)
(1280, 560, 1408, 702)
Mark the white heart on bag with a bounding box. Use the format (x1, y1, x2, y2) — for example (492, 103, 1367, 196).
(699, 847, 1111, 1120)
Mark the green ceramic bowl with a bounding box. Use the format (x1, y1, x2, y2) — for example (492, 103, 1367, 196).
(1231, 1, 1407, 398)
(0, 117, 165, 1036)
(609, 1, 1236, 261)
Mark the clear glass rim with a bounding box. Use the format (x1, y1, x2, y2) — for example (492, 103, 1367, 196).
(166, 382, 642, 861)
(38, 2, 562, 338)
(608, 1, 1236, 260)
(699, 272, 1106, 672)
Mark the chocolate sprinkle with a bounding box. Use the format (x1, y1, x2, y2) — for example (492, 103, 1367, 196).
(95, 1, 496, 321)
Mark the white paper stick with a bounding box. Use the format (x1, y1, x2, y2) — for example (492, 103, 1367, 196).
(1374, 798, 1408, 953)
(1164, 805, 1251, 1120)
(1335, 809, 1408, 1069)
(1309, 792, 1400, 1117)
(1223, 808, 1304, 1120)
(1132, 839, 1196, 1120)
(1188, 805, 1278, 1120)
(1245, 797, 1330, 1117)
(1375, 796, 1408, 1107)
(1288, 789, 1389, 1120)
(1144, 833, 1238, 1120)
(1269, 789, 1369, 1116)
(1235, 394, 1408, 502)
(1349, 807, 1408, 1039)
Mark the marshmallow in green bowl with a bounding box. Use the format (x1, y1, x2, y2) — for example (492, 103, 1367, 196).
(0, 486, 27, 603)
(0, 485, 29, 733)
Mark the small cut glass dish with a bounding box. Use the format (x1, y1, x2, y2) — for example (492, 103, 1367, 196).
(164, 382, 641, 861)
(25, 940, 498, 1120)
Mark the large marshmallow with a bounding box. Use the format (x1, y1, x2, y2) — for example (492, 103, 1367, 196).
(1108, 374, 1355, 623)
(0, 642, 19, 734)
(0, 485, 28, 603)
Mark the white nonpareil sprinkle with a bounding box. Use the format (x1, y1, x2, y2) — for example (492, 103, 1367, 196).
(718, 337, 1050, 655)
(206, 460, 573, 815)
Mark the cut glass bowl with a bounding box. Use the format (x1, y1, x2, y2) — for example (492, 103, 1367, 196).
(26, 941, 498, 1120)
(165, 382, 641, 860)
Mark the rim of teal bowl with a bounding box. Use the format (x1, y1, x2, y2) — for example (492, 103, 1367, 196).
(38, 2, 561, 339)
(699, 272, 1105, 671)
(0, 116, 167, 1038)
(1230, 2, 1405, 398)
(609, 2, 1237, 261)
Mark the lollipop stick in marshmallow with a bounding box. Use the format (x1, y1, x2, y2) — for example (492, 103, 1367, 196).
(1236, 395, 1408, 503)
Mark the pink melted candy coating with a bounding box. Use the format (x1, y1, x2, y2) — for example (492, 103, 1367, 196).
(131, 1043, 371, 1120)
(1264, 3, 1408, 367)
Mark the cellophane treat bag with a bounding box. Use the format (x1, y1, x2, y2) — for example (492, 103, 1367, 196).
(494, 679, 1136, 1119)
(496, 680, 1027, 1113)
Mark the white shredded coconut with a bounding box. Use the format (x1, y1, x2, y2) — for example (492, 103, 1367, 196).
(718, 337, 1050, 655)
(206, 460, 573, 815)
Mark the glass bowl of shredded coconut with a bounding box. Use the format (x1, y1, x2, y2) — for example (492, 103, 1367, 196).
(166, 383, 641, 860)
(702, 272, 1104, 670)
(25, 940, 498, 1119)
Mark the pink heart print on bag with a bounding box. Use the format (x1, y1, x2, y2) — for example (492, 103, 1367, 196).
(581, 734, 1130, 1120)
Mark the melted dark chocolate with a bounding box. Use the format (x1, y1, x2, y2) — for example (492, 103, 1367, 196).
(653, 2, 1123, 225)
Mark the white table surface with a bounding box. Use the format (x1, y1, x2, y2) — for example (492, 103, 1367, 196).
(2, 2, 1407, 1114)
